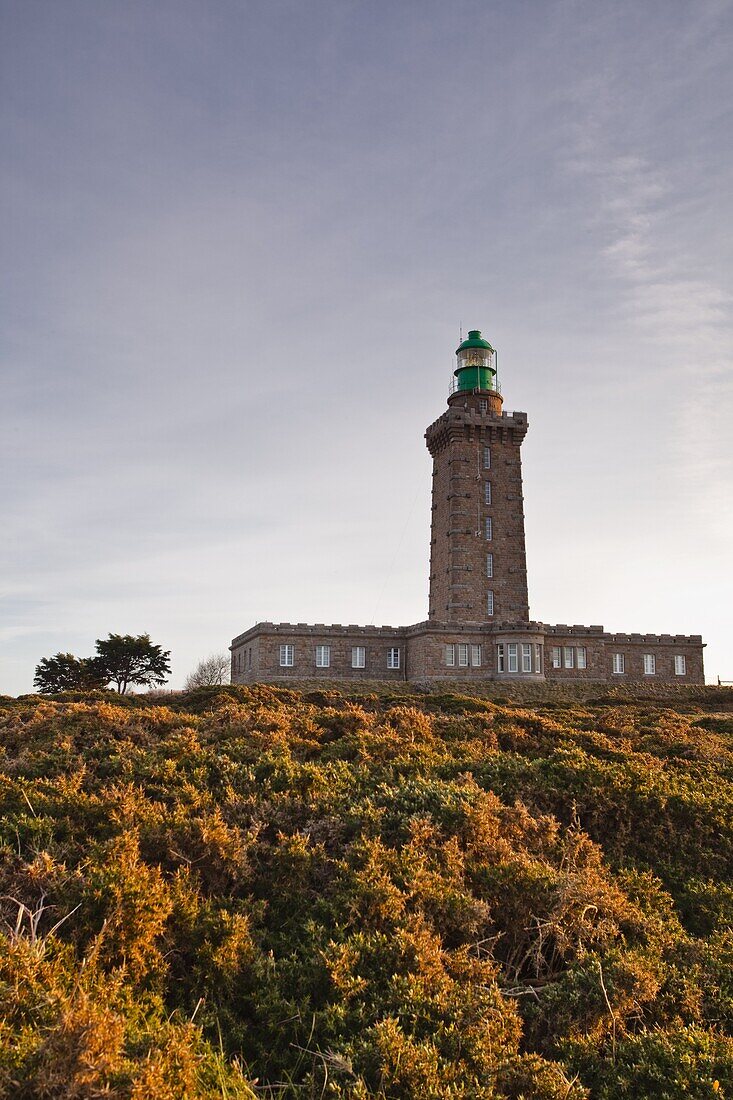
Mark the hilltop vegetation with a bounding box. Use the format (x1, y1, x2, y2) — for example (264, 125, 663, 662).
(0, 684, 732, 1098)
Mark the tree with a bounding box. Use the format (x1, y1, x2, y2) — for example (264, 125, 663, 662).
(93, 634, 171, 694)
(33, 653, 106, 694)
(184, 653, 230, 690)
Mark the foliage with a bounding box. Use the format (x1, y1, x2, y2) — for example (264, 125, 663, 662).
(93, 633, 172, 694)
(33, 652, 106, 694)
(0, 685, 730, 1096)
(185, 653, 231, 690)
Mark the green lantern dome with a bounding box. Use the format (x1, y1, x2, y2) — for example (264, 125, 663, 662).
(455, 330, 495, 355)
(453, 329, 498, 393)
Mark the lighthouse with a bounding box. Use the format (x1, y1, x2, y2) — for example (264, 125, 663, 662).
(425, 330, 530, 624)
(230, 325, 704, 685)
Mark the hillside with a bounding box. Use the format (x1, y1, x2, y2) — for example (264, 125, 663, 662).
(1, 684, 732, 1098)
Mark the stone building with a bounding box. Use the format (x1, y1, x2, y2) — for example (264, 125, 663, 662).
(231, 330, 705, 684)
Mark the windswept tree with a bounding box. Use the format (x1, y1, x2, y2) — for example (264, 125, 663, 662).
(93, 634, 171, 694)
(184, 653, 230, 690)
(33, 653, 106, 694)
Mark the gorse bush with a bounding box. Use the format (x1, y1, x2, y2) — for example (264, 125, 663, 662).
(0, 686, 731, 1097)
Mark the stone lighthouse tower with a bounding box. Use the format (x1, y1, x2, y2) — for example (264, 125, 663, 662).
(232, 323, 705, 685)
(425, 330, 530, 624)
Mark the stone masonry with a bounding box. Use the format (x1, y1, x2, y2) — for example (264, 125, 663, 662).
(231, 329, 705, 685)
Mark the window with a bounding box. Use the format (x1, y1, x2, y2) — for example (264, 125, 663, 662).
(487, 591, 494, 617)
(534, 644, 542, 673)
(485, 516, 493, 540)
(479, 399, 488, 413)
(674, 654, 686, 676)
(248, 648, 252, 669)
(279, 644, 294, 667)
(352, 646, 366, 669)
(445, 644, 455, 667)
(508, 643, 518, 673)
(552, 646, 562, 669)
(458, 643, 469, 667)
(387, 647, 400, 669)
(612, 653, 625, 675)
(564, 646, 574, 669)
(486, 552, 493, 578)
(483, 446, 491, 469)
(471, 644, 482, 667)
(576, 646, 587, 670)
(315, 645, 331, 668)
(643, 653, 656, 675)
(522, 643, 532, 673)
(496, 644, 505, 672)
(484, 481, 492, 505)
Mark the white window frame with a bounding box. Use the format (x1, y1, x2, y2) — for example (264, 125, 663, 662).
(315, 644, 331, 668)
(534, 644, 542, 674)
(522, 643, 532, 673)
(674, 654, 686, 676)
(445, 644, 455, 667)
(486, 552, 493, 578)
(458, 643, 469, 667)
(564, 646, 574, 669)
(551, 646, 562, 669)
(351, 646, 366, 669)
(576, 646, 587, 670)
(471, 644, 482, 667)
(643, 653, 656, 676)
(387, 647, 400, 670)
(485, 516, 492, 541)
(508, 643, 518, 673)
(487, 590, 494, 617)
(279, 644, 294, 668)
(612, 653, 625, 675)
(484, 481, 492, 505)
(483, 446, 491, 469)
(496, 644, 505, 672)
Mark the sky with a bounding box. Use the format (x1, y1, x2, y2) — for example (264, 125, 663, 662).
(1, 0, 732, 694)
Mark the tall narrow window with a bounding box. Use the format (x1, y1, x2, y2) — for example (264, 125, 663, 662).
(279, 644, 294, 668)
(484, 481, 492, 505)
(352, 646, 366, 669)
(315, 645, 331, 668)
(576, 647, 587, 670)
(551, 646, 562, 669)
(487, 591, 494, 617)
(564, 646, 574, 669)
(534, 644, 542, 673)
(674, 655, 686, 676)
(486, 553, 493, 578)
(508, 643, 518, 673)
(643, 653, 656, 675)
(445, 644, 455, 667)
(483, 446, 491, 469)
(248, 648, 252, 669)
(612, 653, 625, 675)
(479, 399, 488, 413)
(522, 643, 532, 673)
(458, 643, 469, 667)
(496, 644, 505, 672)
(387, 647, 400, 669)
(485, 517, 493, 540)
(471, 644, 482, 667)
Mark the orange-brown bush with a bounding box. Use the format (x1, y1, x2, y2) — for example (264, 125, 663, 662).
(0, 684, 731, 1097)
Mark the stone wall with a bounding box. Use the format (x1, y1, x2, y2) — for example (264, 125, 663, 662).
(231, 623, 408, 683)
(232, 621, 705, 685)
